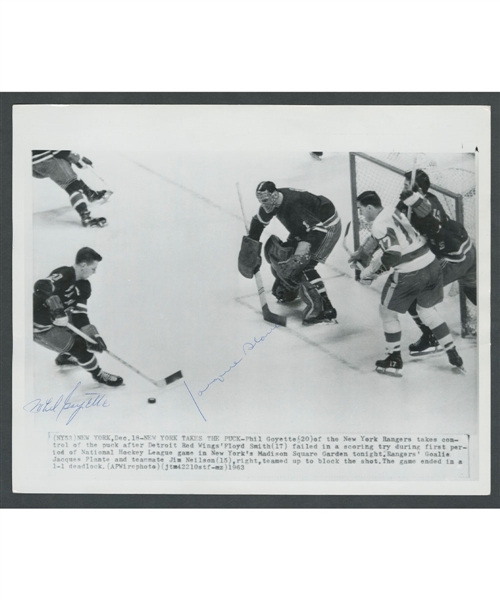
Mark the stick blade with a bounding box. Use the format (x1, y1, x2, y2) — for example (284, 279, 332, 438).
(155, 370, 184, 388)
(262, 304, 287, 327)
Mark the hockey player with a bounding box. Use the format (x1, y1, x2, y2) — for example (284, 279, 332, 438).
(32, 150, 110, 227)
(397, 169, 476, 355)
(33, 247, 123, 386)
(238, 181, 341, 325)
(356, 190, 463, 376)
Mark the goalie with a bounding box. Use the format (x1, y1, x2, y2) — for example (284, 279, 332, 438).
(238, 181, 341, 325)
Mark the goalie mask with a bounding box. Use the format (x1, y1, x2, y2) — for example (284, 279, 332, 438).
(256, 181, 280, 213)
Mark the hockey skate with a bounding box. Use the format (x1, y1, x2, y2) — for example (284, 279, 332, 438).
(375, 352, 403, 377)
(409, 331, 442, 356)
(92, 369, 124, 387)
(88, 190, 112, 204)
(446, 348, 465, 374)
(81, 211, 107, 228)
(80, 181, 112, 205)
(310, 152, 323, 161)
(55, 352, 78, 367)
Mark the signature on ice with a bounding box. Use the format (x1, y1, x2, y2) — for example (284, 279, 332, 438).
(197, 324, 280, 396)
(184, 324, 281, 422)
(23, 382, 110, 425)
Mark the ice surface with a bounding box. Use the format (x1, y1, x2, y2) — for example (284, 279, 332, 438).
(30, 151, 478, 443)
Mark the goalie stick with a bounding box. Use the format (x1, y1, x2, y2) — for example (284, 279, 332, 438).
(66, 323, 183, 388)
(236, 183, 287, 327)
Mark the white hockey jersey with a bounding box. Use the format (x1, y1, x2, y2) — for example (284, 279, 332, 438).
(371, 207, 434, 273)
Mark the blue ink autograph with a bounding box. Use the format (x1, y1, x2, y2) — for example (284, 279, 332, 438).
(198, 324, 280, 398)
(23, 382, 110, 425)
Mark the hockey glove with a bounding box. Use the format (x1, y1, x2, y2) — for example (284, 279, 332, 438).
(66, 152, 82, 166)
(348, 236, 378, 269)
(45, 295, 69, 326)
(81, 324, 107, 353)
(238, 236, 262, 278)
(359, 258, 383, 286)
(77, 156, 93, 169)
(34, 278, 55, 300)
(66, 152, 92, 169)
(399, 182, 420, 201)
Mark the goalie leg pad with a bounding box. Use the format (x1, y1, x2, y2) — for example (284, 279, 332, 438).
(238, 236, 262, 279)
(299, 281, 323, 321)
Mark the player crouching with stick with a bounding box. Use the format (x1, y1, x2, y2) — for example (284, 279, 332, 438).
(33, 247, 123, 386)
(355, 191, 464, 376)
(238, 181, 341, 325)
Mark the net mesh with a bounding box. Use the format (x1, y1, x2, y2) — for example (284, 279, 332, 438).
(350, 152, 476, 337)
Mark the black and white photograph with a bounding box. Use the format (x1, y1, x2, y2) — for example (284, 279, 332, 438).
(11, 103, 491, 495)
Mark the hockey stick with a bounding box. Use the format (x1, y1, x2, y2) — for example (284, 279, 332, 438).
(342, 221, 363, 271)
(342, 221, 354, 257)
(236, 183, 287, 327)
(66, 323, 183, 388)
(87, 165, 110, 187)
(87, 166, 114, 201)
(407, 155, 419, 222)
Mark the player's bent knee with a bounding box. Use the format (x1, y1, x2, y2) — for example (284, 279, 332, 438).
(64, 179, 83, 195)
(69, 336, 92, 361)
(416, 304, 443, 329)
(379, 304, 398, 323)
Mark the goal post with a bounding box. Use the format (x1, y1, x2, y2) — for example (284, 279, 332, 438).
(348, 152, 476, 338)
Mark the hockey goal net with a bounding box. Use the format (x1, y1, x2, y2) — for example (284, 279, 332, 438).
(349, 152, 477, 337)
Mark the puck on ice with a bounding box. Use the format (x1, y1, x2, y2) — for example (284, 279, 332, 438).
(148, 397, 156, 404)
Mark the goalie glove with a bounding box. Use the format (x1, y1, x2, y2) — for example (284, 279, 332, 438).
(45, 295, 69, 326)
(280, 241, 311, 280)
(238, 236, 262, 279)
(81, 324, 107, 353)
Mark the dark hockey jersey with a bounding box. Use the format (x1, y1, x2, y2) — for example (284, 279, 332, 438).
(249, 188, 338, 252)
(33, 266, 92, 333)
(396, 191, 472, 262)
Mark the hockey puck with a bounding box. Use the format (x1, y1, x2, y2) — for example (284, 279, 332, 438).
(148, 397, 156, 404)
